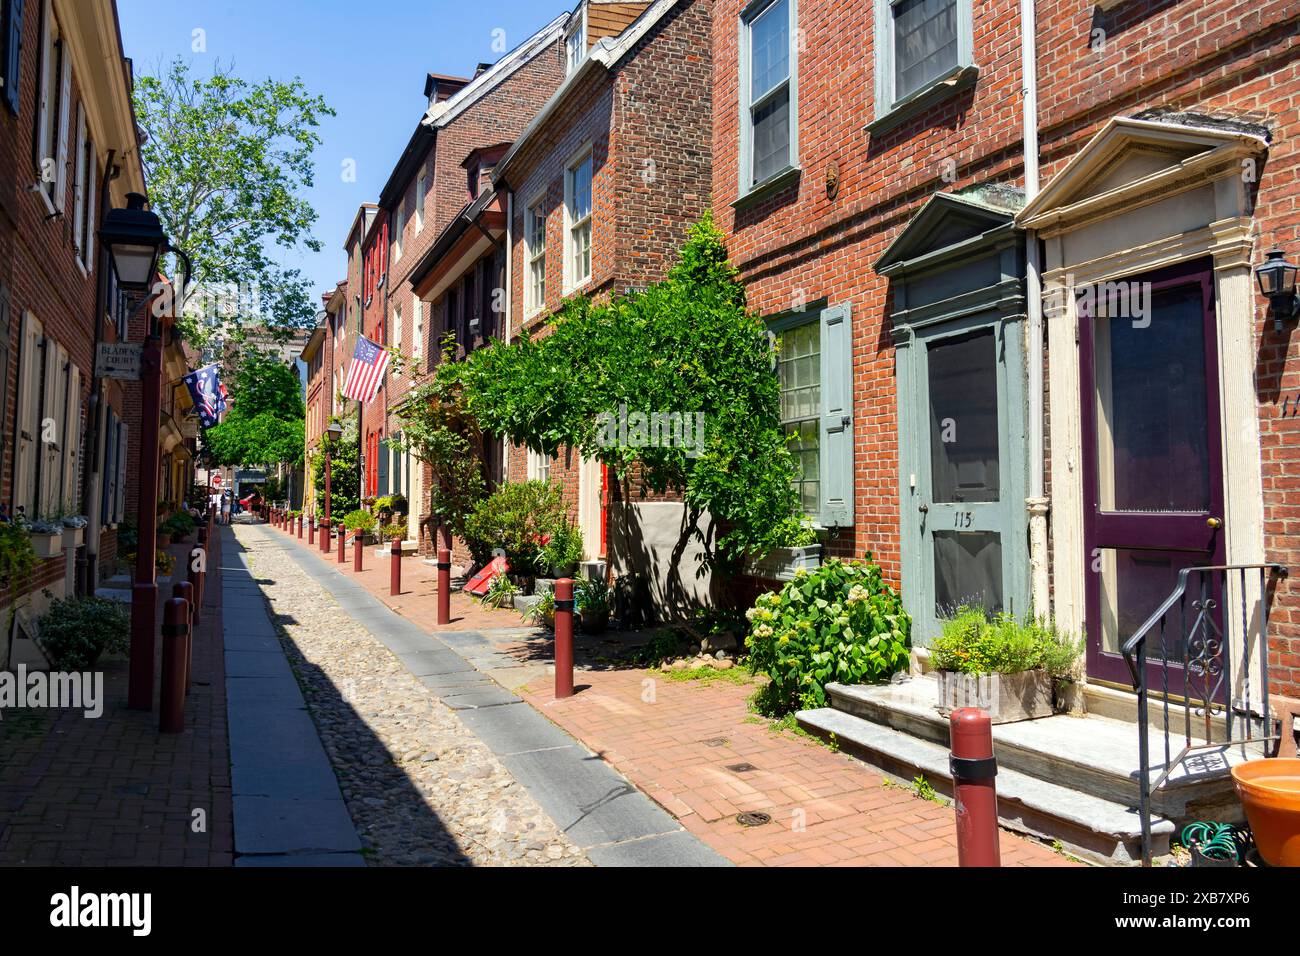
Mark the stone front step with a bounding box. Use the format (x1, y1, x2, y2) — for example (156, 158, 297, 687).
(826, 677, 1250, 823)
(796, 706, 1174, 865)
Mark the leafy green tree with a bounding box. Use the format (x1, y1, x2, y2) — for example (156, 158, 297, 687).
(133, 59, 334, 346)
(204, 353, 305, 469)
(453, 212, 803, 586)
(390, 337, 487, 549)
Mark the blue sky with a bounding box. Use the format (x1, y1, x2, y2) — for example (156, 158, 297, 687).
(117, 0, 566, 306)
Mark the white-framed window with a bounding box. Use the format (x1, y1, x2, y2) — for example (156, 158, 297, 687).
(739, 0, 798, 197)
(72, 106, 96, 270)
(527, 448, 551, 483)
(12, 312, 81, 520)
(415, 170, 427, 232)
(525, 193, 547, 315)
(35, 0, 71, 212)
(872, 0, 973, 121)
(392, 303, 402, 354)
(392, 202, 405, 262)
(564, 148, 593, 292)
(412, 296, 423, 361)
(566, 9, 586, 75)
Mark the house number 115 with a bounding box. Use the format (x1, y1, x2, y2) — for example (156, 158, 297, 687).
(954, 512, 973, 528)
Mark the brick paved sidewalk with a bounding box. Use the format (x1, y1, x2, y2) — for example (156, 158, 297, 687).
(268, 520, 1076, 868)
(0, 532, 233, 866)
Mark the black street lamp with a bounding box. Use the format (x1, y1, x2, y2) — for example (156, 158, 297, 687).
(98, 191, 194, 713)
(1255, 247, 1298, 331)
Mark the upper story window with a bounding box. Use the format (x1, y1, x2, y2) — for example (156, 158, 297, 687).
(412, 296, 423, 361)
(566, 10, 586, 75)
(873, 0, 974, 123)
(564, 149, 593, 292)
(392, 203, 405, 263)
(525, 194, 547, 316)
(415, 171, 427, 233)
(739, 0, 798, 198)
(35, 0, 71, 213)
(392, 303, 402, 353)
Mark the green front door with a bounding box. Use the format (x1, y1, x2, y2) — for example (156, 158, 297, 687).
(900, 312, 1028, 644)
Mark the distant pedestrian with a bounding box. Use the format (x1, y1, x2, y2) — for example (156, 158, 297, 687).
(221, 493, 232, 525)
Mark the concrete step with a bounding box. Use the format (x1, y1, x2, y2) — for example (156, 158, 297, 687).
(797, 706, 1174, 866)
(826, 678, 1247, 822)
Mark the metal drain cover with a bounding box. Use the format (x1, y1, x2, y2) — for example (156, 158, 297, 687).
(701, 737, 729, 748)
(736, 811, 771, 827)
(725, 762, 756, 773)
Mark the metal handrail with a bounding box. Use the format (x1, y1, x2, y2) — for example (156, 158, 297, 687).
(1121, 563, 1288, 866)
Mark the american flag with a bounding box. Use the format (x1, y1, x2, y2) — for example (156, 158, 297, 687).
(342, 335, 389, 404)
(182, 364, 225, 428)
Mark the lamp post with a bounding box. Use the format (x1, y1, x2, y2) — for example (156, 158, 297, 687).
(100, 193, 192, 712)
(322, 420, 342, 553)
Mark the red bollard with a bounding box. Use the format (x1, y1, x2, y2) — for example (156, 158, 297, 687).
(308, 516, 316, 546)
(554, 578, 575, 699)
(390, 539, 402, 597)
(172, 581, 194, 697)
(436, 548, 451, 625)
(297, 514, 304, 539)
(337, 522, 346, 564)
(159, 597, 189, 733)
(353, 532, 363, 572)
(950, 707, 1001, 867)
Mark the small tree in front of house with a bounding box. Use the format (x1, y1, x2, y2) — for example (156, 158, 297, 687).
(455, 212, 804, 601)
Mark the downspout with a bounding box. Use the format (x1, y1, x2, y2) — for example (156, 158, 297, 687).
(1021, 0, 1049, 618)
(78, 151, 120, 596)
(503, 186, 513, 482)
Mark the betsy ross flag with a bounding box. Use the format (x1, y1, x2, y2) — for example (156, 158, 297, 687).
(342, 335, 389, 404)
(182, 364, 225, 428)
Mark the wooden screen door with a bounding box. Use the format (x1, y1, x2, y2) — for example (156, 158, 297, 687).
(912, 314, 1027, 642)
(1080, 258, 1226, 694)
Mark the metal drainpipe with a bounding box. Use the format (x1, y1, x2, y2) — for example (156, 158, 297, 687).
(1021, 0, 1050, 618)
(503, 186, 514, 482)
(78, 152, 120, 596)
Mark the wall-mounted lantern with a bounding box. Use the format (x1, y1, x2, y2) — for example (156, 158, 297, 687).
(1255, 247, 1298, 331)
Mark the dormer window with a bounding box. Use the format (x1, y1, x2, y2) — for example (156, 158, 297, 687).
(566, 8, 587, 75)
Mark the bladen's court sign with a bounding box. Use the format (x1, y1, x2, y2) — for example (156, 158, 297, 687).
(95, 342, 143, 381)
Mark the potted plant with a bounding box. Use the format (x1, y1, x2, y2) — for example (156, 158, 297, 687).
(155, 548, 176, 578)
(380, 522, 405, 554)
(61, 515, 88, 549)
(537, 518, 584, 578)
(35, 595, 130, 670)
(928, 606, 1083, 724)
(745, 516, 822, 581)
(575, 576, 611, 634)
(482, 572, 519, 610)
(522, 586, 556, 630)
(24, 516, 64, 558)
(343, 508, 378, 544)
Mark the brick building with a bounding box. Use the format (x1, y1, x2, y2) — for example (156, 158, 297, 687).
(491, 0, 715, 603)
(710, 0, 1299, 703)
(377, 15, 568, 555)
(1, 0, 147, 666)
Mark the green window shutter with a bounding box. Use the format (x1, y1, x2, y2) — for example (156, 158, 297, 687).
(818, 303, 853, 526)
(377, 437, 389, 496)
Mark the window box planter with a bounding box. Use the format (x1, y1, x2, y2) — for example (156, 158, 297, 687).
(935, 669, 1055, 724)
(29, 531, 63, 559)
(61, 526, 84, 549)
(746, 544, 822, 581)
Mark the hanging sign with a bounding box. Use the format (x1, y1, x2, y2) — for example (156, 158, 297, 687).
(95, 342, 143, 381)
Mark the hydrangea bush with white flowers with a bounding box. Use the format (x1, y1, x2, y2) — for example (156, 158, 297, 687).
(746, 557, 911, 716)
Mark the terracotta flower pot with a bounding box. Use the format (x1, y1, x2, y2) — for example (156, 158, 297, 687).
(1231, 758, 1300, 867)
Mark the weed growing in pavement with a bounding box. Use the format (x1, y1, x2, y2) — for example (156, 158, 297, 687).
(660, 665, 753, 687)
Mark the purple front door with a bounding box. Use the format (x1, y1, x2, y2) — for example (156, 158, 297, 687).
(1080, 258, 1226, 695)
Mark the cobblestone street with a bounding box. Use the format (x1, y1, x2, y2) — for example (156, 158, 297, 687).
(234, 523, 587, 866)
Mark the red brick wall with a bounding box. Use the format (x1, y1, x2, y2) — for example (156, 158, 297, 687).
(711, 0, 1029, 584)
(0, 0, 133, 608)
(1032, 0, 1300, 699)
